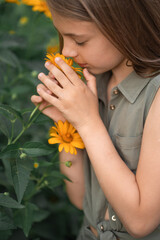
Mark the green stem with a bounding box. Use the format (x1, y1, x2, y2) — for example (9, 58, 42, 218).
(11, 104, 52, 144)
(36, 174, 47, 191)
(28, 103, 41, 123)
(12, 126, 26, 144)
(8, 121, 15, 145)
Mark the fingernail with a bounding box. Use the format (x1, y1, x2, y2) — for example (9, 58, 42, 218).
(55, 57, 61, 63)
(45, 61, 51, 67)
(37, 88, 41, 92)
(39, 72, 43, 77)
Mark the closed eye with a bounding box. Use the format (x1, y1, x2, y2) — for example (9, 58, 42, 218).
(75, 41, 87, 46)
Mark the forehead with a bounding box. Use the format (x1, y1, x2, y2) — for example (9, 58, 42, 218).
(51, 10, 97, 36)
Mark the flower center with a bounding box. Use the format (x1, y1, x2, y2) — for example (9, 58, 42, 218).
(62, 133, 73, 143)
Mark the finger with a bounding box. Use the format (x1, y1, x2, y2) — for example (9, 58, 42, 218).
(45, 60, 79, 87)
(31, 95, 43, 104)
(83, 68, 98, 97)
(54, 57, 81, 86)
(48, 73, 62, 88)
(48, 71, 55, 79)
(37, 86, 60, 109)
(45, 62, 70, 88)
(38, 73, 63, 98)
(37, 83, 52, 95)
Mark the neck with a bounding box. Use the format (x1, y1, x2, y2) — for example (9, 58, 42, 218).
(111, 59, 134, 85)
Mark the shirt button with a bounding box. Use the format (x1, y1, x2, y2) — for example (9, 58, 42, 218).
(100, 224, 104, 232)
(113, 89, 119, 95)
(110, 104, 115, 110)
(111, 215, 116, 221)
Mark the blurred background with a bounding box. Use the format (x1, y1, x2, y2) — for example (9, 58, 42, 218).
(0, 1, 83, 239)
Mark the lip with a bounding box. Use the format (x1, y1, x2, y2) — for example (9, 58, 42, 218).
(76, 62, 88, 68)
(74, 60, 88, 68)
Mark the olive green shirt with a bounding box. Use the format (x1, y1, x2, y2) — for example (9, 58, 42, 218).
(77, 71, 160, 240)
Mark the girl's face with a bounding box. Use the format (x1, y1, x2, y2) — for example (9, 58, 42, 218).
(52, 11, 125, 75)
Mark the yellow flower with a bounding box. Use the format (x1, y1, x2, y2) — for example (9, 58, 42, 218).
(47, 45, 59, 54)
(34, 162, 39, 168)
(19, 16, 29, 25)
(9, 30, 16, 35)
(48, 121, 85, 155)
(22, 0, 52, 19)
(45, 52, 83, 77)
(5, 0, 20, 4)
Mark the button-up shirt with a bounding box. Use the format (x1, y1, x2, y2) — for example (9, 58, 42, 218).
(77, 71, 160, 240)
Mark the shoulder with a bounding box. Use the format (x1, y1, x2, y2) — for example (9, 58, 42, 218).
(143, 73, 160, 119)
(145, 73, 160, 91)
(143, 73, 160, 131)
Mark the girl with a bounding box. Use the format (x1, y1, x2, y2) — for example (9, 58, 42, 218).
(31, 0, 160, 239)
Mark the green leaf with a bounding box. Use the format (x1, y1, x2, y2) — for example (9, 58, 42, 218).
(0, 143, 20, 158)
(10, 157, 32, 203)
(0, 209, 16, 231)
(0, 104, 23, 123)
(0, 34, 26, 49)
(39, 161, 53, 167)
(49, 170, 71, 182)
(22, 142, 56, 157)
(0, 49, 21, 69)
(0, 230, 12, 240)
(0, 194, 24, 209)
(14, 203, 36, 237)
(1, 158, 13, 186)
(46, 178, 63, 189)
(23, 181, 36, 201)
(33, 209, 50, 223)
(0, 114, 10, 138)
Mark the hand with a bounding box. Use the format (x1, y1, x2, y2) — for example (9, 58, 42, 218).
(36, 58, 99, 130)
(31, 71, 65, 122)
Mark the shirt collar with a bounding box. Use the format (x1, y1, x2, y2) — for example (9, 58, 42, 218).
(118, 71, 151, 103)
(96, 71, 151, 104)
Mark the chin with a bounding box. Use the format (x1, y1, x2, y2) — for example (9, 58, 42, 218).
(87, 67, 107, 75)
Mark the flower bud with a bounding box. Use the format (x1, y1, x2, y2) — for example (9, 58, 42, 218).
(4, 192, 9, 196)
(65, 161, 72, 168)
(20, 152, 27, 159)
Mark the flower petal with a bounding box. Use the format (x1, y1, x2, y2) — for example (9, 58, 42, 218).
(59, 144, 64, 152)
(48, 138, 61, 144)
(68, 123, 76, 134)
(57, 120, 65, 135)
(69, 145, 75, 155)
(73, 133, 82, 139)
(49, 126, 59, 134)
(64, 121, 69, 135)
(64, 143, 70, 153)
(71, 141, 85, 149)
(74, 148, 77, 155)
(49, 133, 60, 137)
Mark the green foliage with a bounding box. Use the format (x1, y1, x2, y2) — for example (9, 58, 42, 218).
(0, 2, 83, 239)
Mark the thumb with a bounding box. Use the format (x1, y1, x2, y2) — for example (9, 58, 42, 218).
(83, 68, 97, 96)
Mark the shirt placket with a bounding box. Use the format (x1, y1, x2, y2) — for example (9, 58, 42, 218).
(107, 87, 120, 126)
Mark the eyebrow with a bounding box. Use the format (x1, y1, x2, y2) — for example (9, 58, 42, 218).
(62, 33, 87, 38)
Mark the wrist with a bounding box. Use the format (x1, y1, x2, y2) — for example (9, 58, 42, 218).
(77, 115, 103, 140)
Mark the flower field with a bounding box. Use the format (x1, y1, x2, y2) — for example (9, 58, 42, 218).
(0, 1, 83, 239)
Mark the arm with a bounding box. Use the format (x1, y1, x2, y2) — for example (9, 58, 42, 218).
(77, 88, 160, 238)
(59, 149, 85, 210)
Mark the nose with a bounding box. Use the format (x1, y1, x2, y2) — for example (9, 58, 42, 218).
(62, 40, 78, 58)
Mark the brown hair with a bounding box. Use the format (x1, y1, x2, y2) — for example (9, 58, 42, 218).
(47, 0, 160, 77)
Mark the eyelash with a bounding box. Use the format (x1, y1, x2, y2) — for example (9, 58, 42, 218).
(75, 41, 86, 46)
